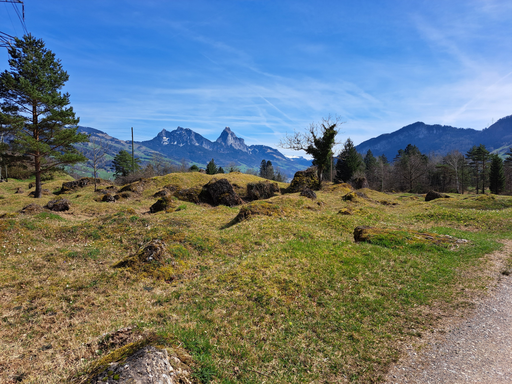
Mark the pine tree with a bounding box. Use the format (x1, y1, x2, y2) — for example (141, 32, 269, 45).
(259, 160, 267, 178)
(489, 154, 505, 194)
(206, 159, 218, 175)
(111, 150, 141, 178)
(466, 144, 490, 194)
(265, 160, 274, 180)
(393, 144, 428, 192)
(0, 34, 88, 197)
(364, 149, 378, 187)
(217, 166, 225, 174)
(334, 138, 363, 183)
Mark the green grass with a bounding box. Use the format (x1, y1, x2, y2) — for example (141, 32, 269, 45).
(0, 175, 511, 383)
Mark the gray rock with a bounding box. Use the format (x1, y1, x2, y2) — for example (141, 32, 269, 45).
(351, 177, 369, 189)
(102, 193, 116, 203)
(300, 187, 317, 199)
(287, 167, 319, 193)
(45, 198, 71, 211)
(90, 346, 192, 384)
(246, 181, 279, 200)
(19, 203, 44, 214)
(425, 190, 450, 202)
(199, 178, 244, 207)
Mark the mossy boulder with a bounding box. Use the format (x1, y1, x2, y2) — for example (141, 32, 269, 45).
(234, 201, 284, 223)
(342, 191, 368, 202)
(154, 184, 182, 198)
(338, 208, 353, 215)
(198, 178, 244, 207)
(476, 194, 495, 201)
(150, 196, 177, 213)
(380, 200, 398, 206)
(174, 186, 202, 204)
(425, 190, 450, 202)
(351, 177, 369, 189)
(112, 239, 188, 280)
(19, 203, 44, 214)
(287, 167, 319, 193)
(60, 177, 102, 193)
(119, 179, 152, 194)
(300, 187, 317, 199)
(246, 181, 279, 200)
(102, 193, 116, 203)
(153, 189, 171, 198)
(0, 212, 18, 218)
(88, 345, 192, 384)
(353, 226, 467, 248)
(45, 198, 71, 211)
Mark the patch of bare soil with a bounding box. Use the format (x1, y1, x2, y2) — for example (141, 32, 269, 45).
(386, 240, 512, 383)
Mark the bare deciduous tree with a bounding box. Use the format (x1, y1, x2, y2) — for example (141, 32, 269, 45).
(88, 137, 110, 191)
(279, 115, 342, 185)
(443, 150, 465, 194)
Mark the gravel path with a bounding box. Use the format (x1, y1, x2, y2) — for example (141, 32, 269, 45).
(386, 241, 512, 384)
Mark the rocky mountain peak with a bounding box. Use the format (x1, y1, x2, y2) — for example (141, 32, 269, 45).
(216, 127, 249, 152)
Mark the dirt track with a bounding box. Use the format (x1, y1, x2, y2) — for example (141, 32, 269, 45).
(386, 241, 512, 383)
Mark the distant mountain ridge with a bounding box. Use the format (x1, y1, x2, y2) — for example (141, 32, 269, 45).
(355, 115, 512, 160)
(75, 126, 311, 178)
(137, 126, 312, 175)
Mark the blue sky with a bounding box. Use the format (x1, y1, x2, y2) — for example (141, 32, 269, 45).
(1, 0, 512, 157)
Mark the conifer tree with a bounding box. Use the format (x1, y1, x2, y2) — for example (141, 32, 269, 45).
(111, 149, 140, 178)
(466, 144, 490, 194)
(0, 34, 88, 197)
(206, 159, 218, 175)
(334, 138, 363, 183)
(259, 159, 267, 178)
(489, 154, 505, 194)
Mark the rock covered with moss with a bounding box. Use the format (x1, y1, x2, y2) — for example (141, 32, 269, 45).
(198, 178, 244, 206)
(342, 191, 368, 202)
(119, 178, 151, 194)
(425, 190, 450, 202)
(300, 187, 317, 199)
(89, 345, 192, 384)
(287, 167, 319, 193)
(45, 198, 71, 211)
(102, 193, 116, 203)
(351, 176, 369, 189)
(150, 196, 176, 213)
(246, 181, 279, 200)
(353, 226, 467, 247)
(19, 203, 44, 214)
(112, 239, 188, 281)
(234, 201, 283, 223)
(60, 177, 102, 193)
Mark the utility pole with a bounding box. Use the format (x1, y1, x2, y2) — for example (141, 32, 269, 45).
(131, 127, 134, 173)
(331, 155, 333, 182)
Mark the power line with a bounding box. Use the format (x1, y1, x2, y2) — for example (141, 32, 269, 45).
(0, 0, 26, 48)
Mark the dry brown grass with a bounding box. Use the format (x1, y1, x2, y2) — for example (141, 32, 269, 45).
(0, 176, 511, 383)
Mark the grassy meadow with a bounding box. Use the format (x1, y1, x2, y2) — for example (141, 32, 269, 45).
(1, 173, 511, 383)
